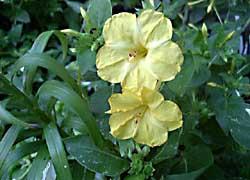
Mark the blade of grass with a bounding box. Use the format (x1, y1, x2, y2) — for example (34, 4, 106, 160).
(0, 141, 44, 179)
(25, 31, 68, 94)
(0, 73, 51, 124)
(0, 105, 32, 127)
(13, 53, 79, 92)
(27, 146, 50, 180)
(37, 80, 104, 148)
(0, 126, 21, 171)
(44, 122, 72, 180)
(25, 31, 54, 95)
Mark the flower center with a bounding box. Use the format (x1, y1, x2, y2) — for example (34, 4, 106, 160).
(134, 106, 147, 124)
(128, 46, 148, 62)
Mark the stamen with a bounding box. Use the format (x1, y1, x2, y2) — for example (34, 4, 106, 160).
(134, 112, 143, 124)
(128, 50, 137, 62)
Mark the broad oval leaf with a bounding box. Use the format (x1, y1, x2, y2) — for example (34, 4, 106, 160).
(153, 129, 182, 164)
(87, 0, 112, 28)
(167, 54, 195, 97)
(208, 88, 250, 149)
(64, 135, 129, 177)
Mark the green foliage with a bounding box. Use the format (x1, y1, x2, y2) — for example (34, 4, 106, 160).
(65, 135, 129, 176)
(44, 123, 72, 180)
(0, 0, 249, 179)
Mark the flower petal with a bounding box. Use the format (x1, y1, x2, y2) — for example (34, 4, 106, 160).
(111, 118, 138, 139)
(103, 12, 137, 46)
(96, 45, 129, 69)
(137, 10, 172, 48)
(145, 41, 184, 81)
(122, 62, 157, 91)
(164, 121, 183, 131)
(109, 106, 144, 133)
(141, 88, 164, 109)
(152, 101, 183, 131)
(134, 111, 168, 147)
(110, 107, 147, 139)
(97, 60, 131, 83)
(108, 91, 142, 113)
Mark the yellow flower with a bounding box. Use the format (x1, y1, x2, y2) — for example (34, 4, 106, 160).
(96, 10, 183, 90)
(108, 87, 183, 147)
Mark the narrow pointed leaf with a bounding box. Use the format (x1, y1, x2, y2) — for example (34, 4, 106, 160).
(0, 74, 32, 107)
(0, 141, 44, 179)
(29, 31, 54, 53)
(0, 105, 31, 127)
(25, 30, 68, 94)
(27, 147, 50, 180)
(44, 123, 72, 180)
(0, 126, 21, 171)
(37, 80, 104, 147)
(14, 53, 78, 91)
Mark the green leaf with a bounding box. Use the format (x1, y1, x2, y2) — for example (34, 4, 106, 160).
(87, 0, 112, 28)
(166, 145, 213, 180)
(207, 88, 229, 132)
(29, 31, 54, 53)
(14, 53, 78, 92)
(90, 86, 112, 114)
(15, 9, 30, 23)
(0, 126, 21, 171)
(71, 161, 95, 180)
(27, 147, 50, 180)
(224, 96, 250, 148)
(44, 122, 72, 180)
(167, 54, 210, 96)
(190, 55, 211, 87)
(163, 0, 187, 19)
(25, 30, 68, 94)
(0, 73, 51, 125)
(0, 105, 31, 127)
(167, 54, 195, 96)
(0, 73, 32, 108)
(64, 135, 129, 177)
(37, 80, 104, 147)
(125, 174, 145, 180)
(0, 141, 44, 179)
(118, 139, 135, 158)
(153, 129, 182, 164)
(64, 0, 84, 13)
(77, 48, 96, 75)
(29, 30, 68, 56)
(11, 163, 31, 180)
(8, 24, 23, 44)
(208, 88, 250, 148)
(60, 112, 88, 134)
(53, 31, 68, 60)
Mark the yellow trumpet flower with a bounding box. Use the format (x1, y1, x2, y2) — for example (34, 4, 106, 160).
(108, 87, 183, 147)
(96, 10, 184, 90)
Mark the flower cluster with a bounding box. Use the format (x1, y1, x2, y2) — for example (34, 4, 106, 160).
(96, 10, 183, 147)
